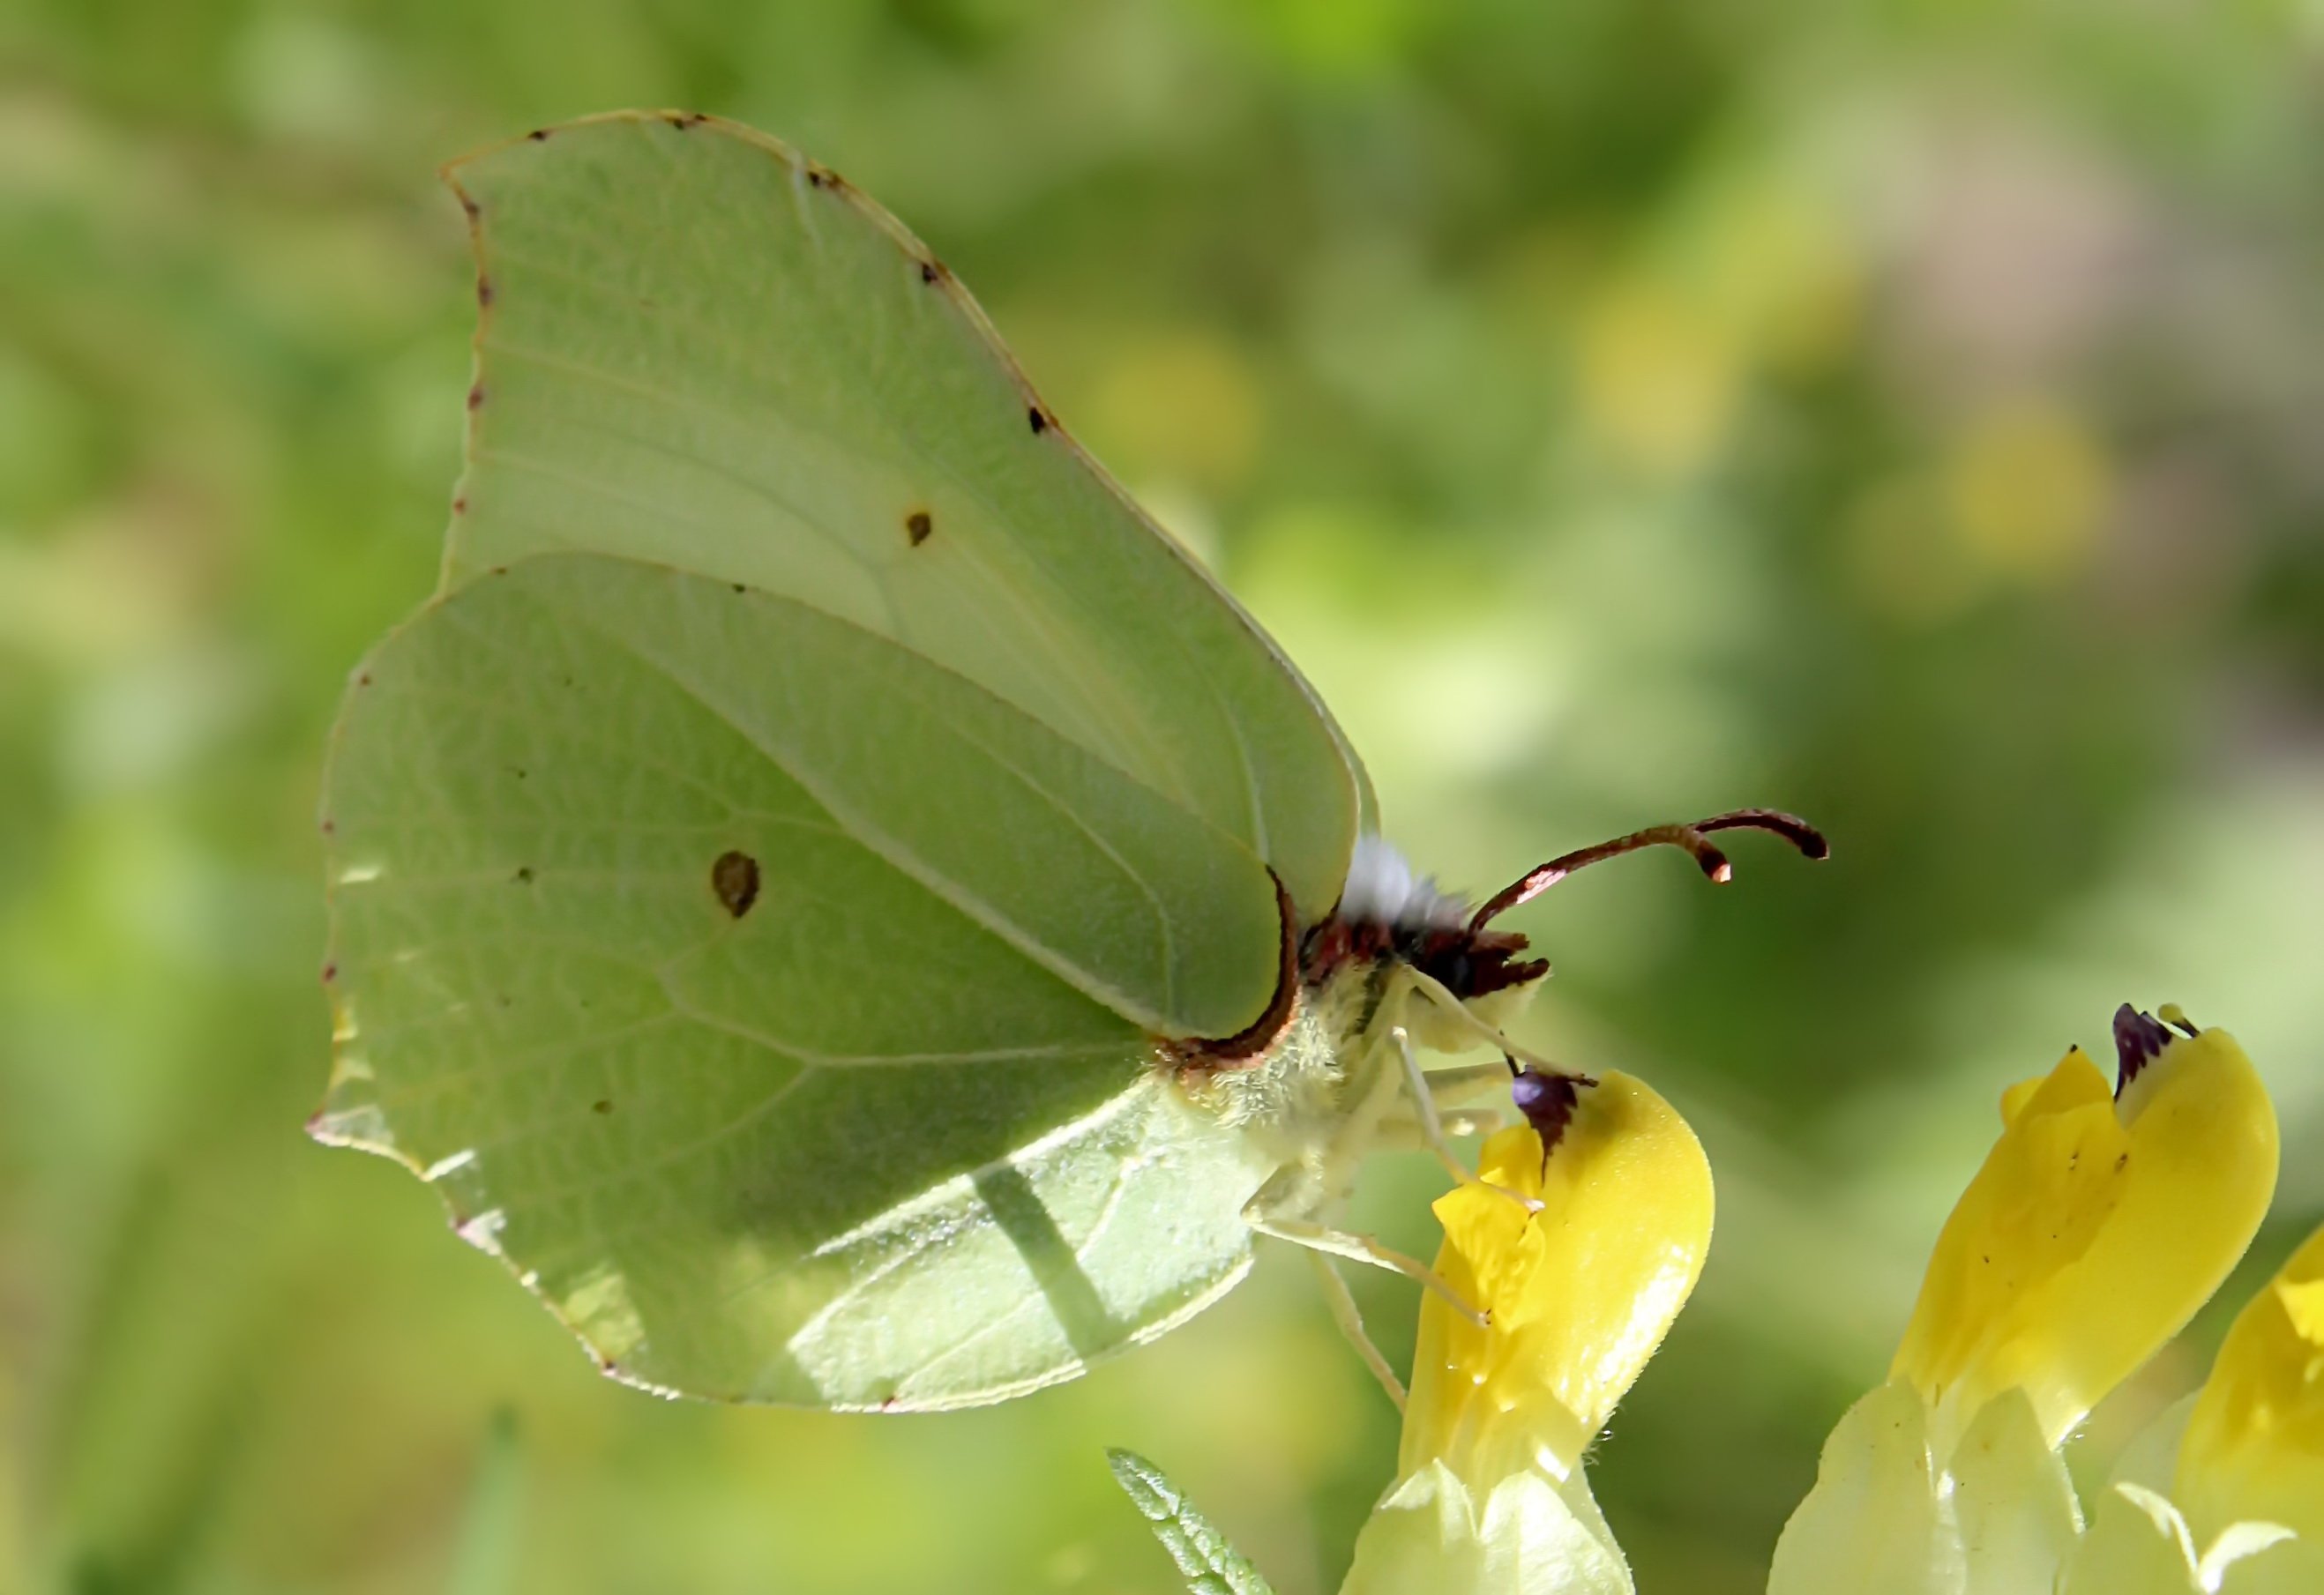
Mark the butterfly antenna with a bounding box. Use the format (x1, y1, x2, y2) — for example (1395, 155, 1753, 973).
(1468, 808, 1828, 933)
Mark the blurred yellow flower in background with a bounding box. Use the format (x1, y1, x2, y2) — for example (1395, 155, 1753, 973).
(1578, 281, 1739, 476)
(2178, 1225, 2324, 1549)
(1341, 1071, 1714, 1595)
(1945, 396, 2111, 586)
(1769, 1006, 2282, 1595)
(2058, 1221, 2324, 1594)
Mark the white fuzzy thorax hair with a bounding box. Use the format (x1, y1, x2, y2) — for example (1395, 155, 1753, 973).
(1336, 835, 1469, 930)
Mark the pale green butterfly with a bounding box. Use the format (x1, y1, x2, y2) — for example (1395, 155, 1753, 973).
(317, 111, 1823, 1411)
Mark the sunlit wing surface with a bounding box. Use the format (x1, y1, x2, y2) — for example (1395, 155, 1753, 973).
(319, 558, 1282, 1406)
(443, 112, 1371, 920)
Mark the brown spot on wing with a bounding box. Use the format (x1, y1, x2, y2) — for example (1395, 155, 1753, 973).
(905, 510, 933, 546)
(712, 850, 762, 918)
(467, 383, 486, 410)
(527, 129, 549, 142)
(477, 275, 494, 307)
(1027, 406, 1049, 435)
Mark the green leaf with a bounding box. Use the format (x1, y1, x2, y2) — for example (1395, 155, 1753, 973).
(444, 1410, 523, 1595)
(1106, 1450, 1278, 1595)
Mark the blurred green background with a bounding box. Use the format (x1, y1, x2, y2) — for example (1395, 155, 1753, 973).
(4, 1, 2322, 1591)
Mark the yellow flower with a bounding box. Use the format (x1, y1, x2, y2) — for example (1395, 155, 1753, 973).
(1894, 1010, 2279, 1455)
(1342, 1071, 1714, 1595)
(2178, 1222, 2324, 1545)
(2059, 1222, 2324, 1594)
(1771, 1006, 2280, 1595)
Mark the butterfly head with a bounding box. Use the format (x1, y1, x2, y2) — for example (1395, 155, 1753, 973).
(1303, 834, 1551, 1007)
(1304, 810, 1830, 1030)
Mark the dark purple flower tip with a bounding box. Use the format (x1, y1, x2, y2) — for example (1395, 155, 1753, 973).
(2112, 1003, 2177, 1097)
(1511, 1067, 1581, 1152)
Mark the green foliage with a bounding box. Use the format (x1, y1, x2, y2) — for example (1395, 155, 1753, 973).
(4, 0, 2323, 1591)
(445, 1412, 525, 1595)
(1110, 1449, 1279, 1595)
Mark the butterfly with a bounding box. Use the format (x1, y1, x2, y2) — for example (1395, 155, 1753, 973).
(316, 111, 1823, 1411)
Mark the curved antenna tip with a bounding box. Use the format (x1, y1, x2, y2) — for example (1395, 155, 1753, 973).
(1693, 808, 1828, 863)
(1470, 808, 1827, 928)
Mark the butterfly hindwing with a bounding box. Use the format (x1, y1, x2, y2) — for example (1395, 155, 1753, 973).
(319, 556, 1279, 1406)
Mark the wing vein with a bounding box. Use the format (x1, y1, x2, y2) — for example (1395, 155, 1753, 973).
(654, 999, 1134, 1070)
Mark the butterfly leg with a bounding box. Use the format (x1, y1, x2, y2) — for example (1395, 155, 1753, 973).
(1418, 1059, 1523, 1108)
(1422, 1058, 1515, 1137)
(1370, 1110, 1504, 1155)
(1437, 1108, 1504, 1138)
(1403, 1060, 1515, 1138)
(1392, 1026, 1542, 1215)
(1305, 1249, 1407, 1411)
(1242, 1200, 1489, 1328)
(1401, 965, 1593, 1083)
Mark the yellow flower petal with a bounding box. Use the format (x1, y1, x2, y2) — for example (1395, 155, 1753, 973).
(1339, 1459, 1633, 1595)
(2176, 1221, 2324, 1547)
(1767, 1377, 1960, 1595)
(1768, 1378, 2081, 1595)
(1402, 1070, 1713, 1485)
(1951, 1385, 2085, 1590)
(1891, 1023, 2278, 1451)
(2059, 1479, 2324, 1595)
(2058, 1481, 2210, 1595)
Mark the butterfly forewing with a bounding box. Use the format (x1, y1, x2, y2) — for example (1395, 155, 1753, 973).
(319, 557, 1279, 1406)
(445, 113, 1369, 921)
